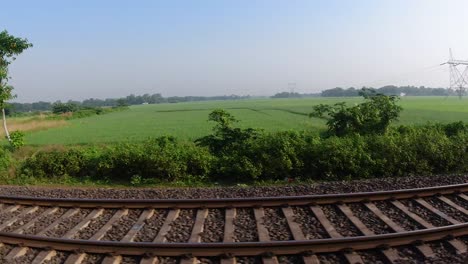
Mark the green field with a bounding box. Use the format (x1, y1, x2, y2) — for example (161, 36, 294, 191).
(24, 96, 468, 145)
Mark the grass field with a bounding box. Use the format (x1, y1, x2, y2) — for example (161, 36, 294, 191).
(22, 96, 468, 145)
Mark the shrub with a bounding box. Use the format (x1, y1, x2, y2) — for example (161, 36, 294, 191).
(96, 137, 212, 182)
(248, 131, 306, 181)
(0, 147, 10, 171)
(308, 135, 374, 180)
(9, 130, 25, 149)
(20, 148, 90, 178)
(441, 121, 468, 137)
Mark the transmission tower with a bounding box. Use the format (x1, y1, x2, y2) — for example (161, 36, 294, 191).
(441, 49, 468, 99)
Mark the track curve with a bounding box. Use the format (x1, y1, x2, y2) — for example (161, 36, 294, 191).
(0, 183, 465, 263)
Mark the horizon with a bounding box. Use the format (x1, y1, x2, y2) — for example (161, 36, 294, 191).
(3, 0, 468, 102)
(10, 85, 453, 104)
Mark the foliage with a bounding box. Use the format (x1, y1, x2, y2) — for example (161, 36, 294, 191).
(0, 147, 10, 171)
(20, 148, 88, 178)
(0, 30, 33, 109)
(19, 137, 213, 183)
(116, 98, 128, 107)
(9, 130, 25, 149)
(52, 102, 79, 114)
(196, 109, 260, 154)
(310, 89, 403, 136)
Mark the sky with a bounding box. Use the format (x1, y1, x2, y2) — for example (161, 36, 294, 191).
(2, 0, 468, 102)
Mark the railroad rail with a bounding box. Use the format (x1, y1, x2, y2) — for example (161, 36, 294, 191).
(0, 183, 465, 263)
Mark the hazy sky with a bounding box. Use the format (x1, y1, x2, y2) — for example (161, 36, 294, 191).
(2, 0, 468, 102)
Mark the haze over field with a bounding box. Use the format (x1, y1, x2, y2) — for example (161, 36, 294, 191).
(3, 0, 468, 102)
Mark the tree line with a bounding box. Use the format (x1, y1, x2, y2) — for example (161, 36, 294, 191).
(321, 85, 455, 97)
(8, 94, 251, 114)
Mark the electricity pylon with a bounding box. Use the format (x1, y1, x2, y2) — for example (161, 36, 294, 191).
(441, 49, 468, 99)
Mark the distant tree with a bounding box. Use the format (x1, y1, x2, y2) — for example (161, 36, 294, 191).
(116, 98, 128, 107)
(0, 30, 33, 142)
(271, 92, 302, 98)
(150, 93, 165, 104)
(52, 102, 79, 114)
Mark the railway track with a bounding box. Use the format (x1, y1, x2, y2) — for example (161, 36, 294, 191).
(0, 184, 466, 263)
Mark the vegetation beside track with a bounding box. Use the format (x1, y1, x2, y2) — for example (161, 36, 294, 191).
(11, 121, 466, 186)
(0, 93, 465, 187)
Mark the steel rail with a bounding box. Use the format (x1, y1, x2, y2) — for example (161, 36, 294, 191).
(0, 183, 466, 209)
(0, 223, 466, 257)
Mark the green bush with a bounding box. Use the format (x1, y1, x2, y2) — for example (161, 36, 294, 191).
(20, 148, 90, 178)
(0, 147, 10, 171)
(442, 121, 468, 137)
(309, 135, 374, 180)
(19, 137, 213, 183)
(247, 131, 306, 181)
(96, 137, 212, 182)
(9, 130, 25, 149)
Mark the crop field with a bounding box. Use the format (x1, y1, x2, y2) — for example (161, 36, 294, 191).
(22, 96, 468, 145)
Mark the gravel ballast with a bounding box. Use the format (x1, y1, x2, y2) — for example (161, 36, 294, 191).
(164, 209, 196, 242)
(375, 201, 423, 231)
(0, 174, 465, 199)
(400, 199, 452, 227)
(133, 209, 167, 242)
(348, 203, 393, 235)
(201, 209, 225, 243)
(320, 205, 362, 237)
(22, 208, 67, 235)
(292, 206, 329, 239)
(233, 208, 258, 242)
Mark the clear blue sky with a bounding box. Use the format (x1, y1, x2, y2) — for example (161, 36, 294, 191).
(2, 0, 468, 102)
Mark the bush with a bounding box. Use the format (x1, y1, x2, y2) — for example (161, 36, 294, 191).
(19, 137, 213, 183)
(246, 131, 307, 181)
(9, 130, 25, 149)
(0, 147, 10, 171)
(308, 135, 374, 180)
(97, 137, 212, 182)
(20, 148, 90, 178)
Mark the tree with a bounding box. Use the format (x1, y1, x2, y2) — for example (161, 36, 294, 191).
(52, 102, 79, 114)
(116, 98, 128, 107)
(196, 109, 259, 154)
(310, 89, 403, 136)
(0, 30, 32, 142)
